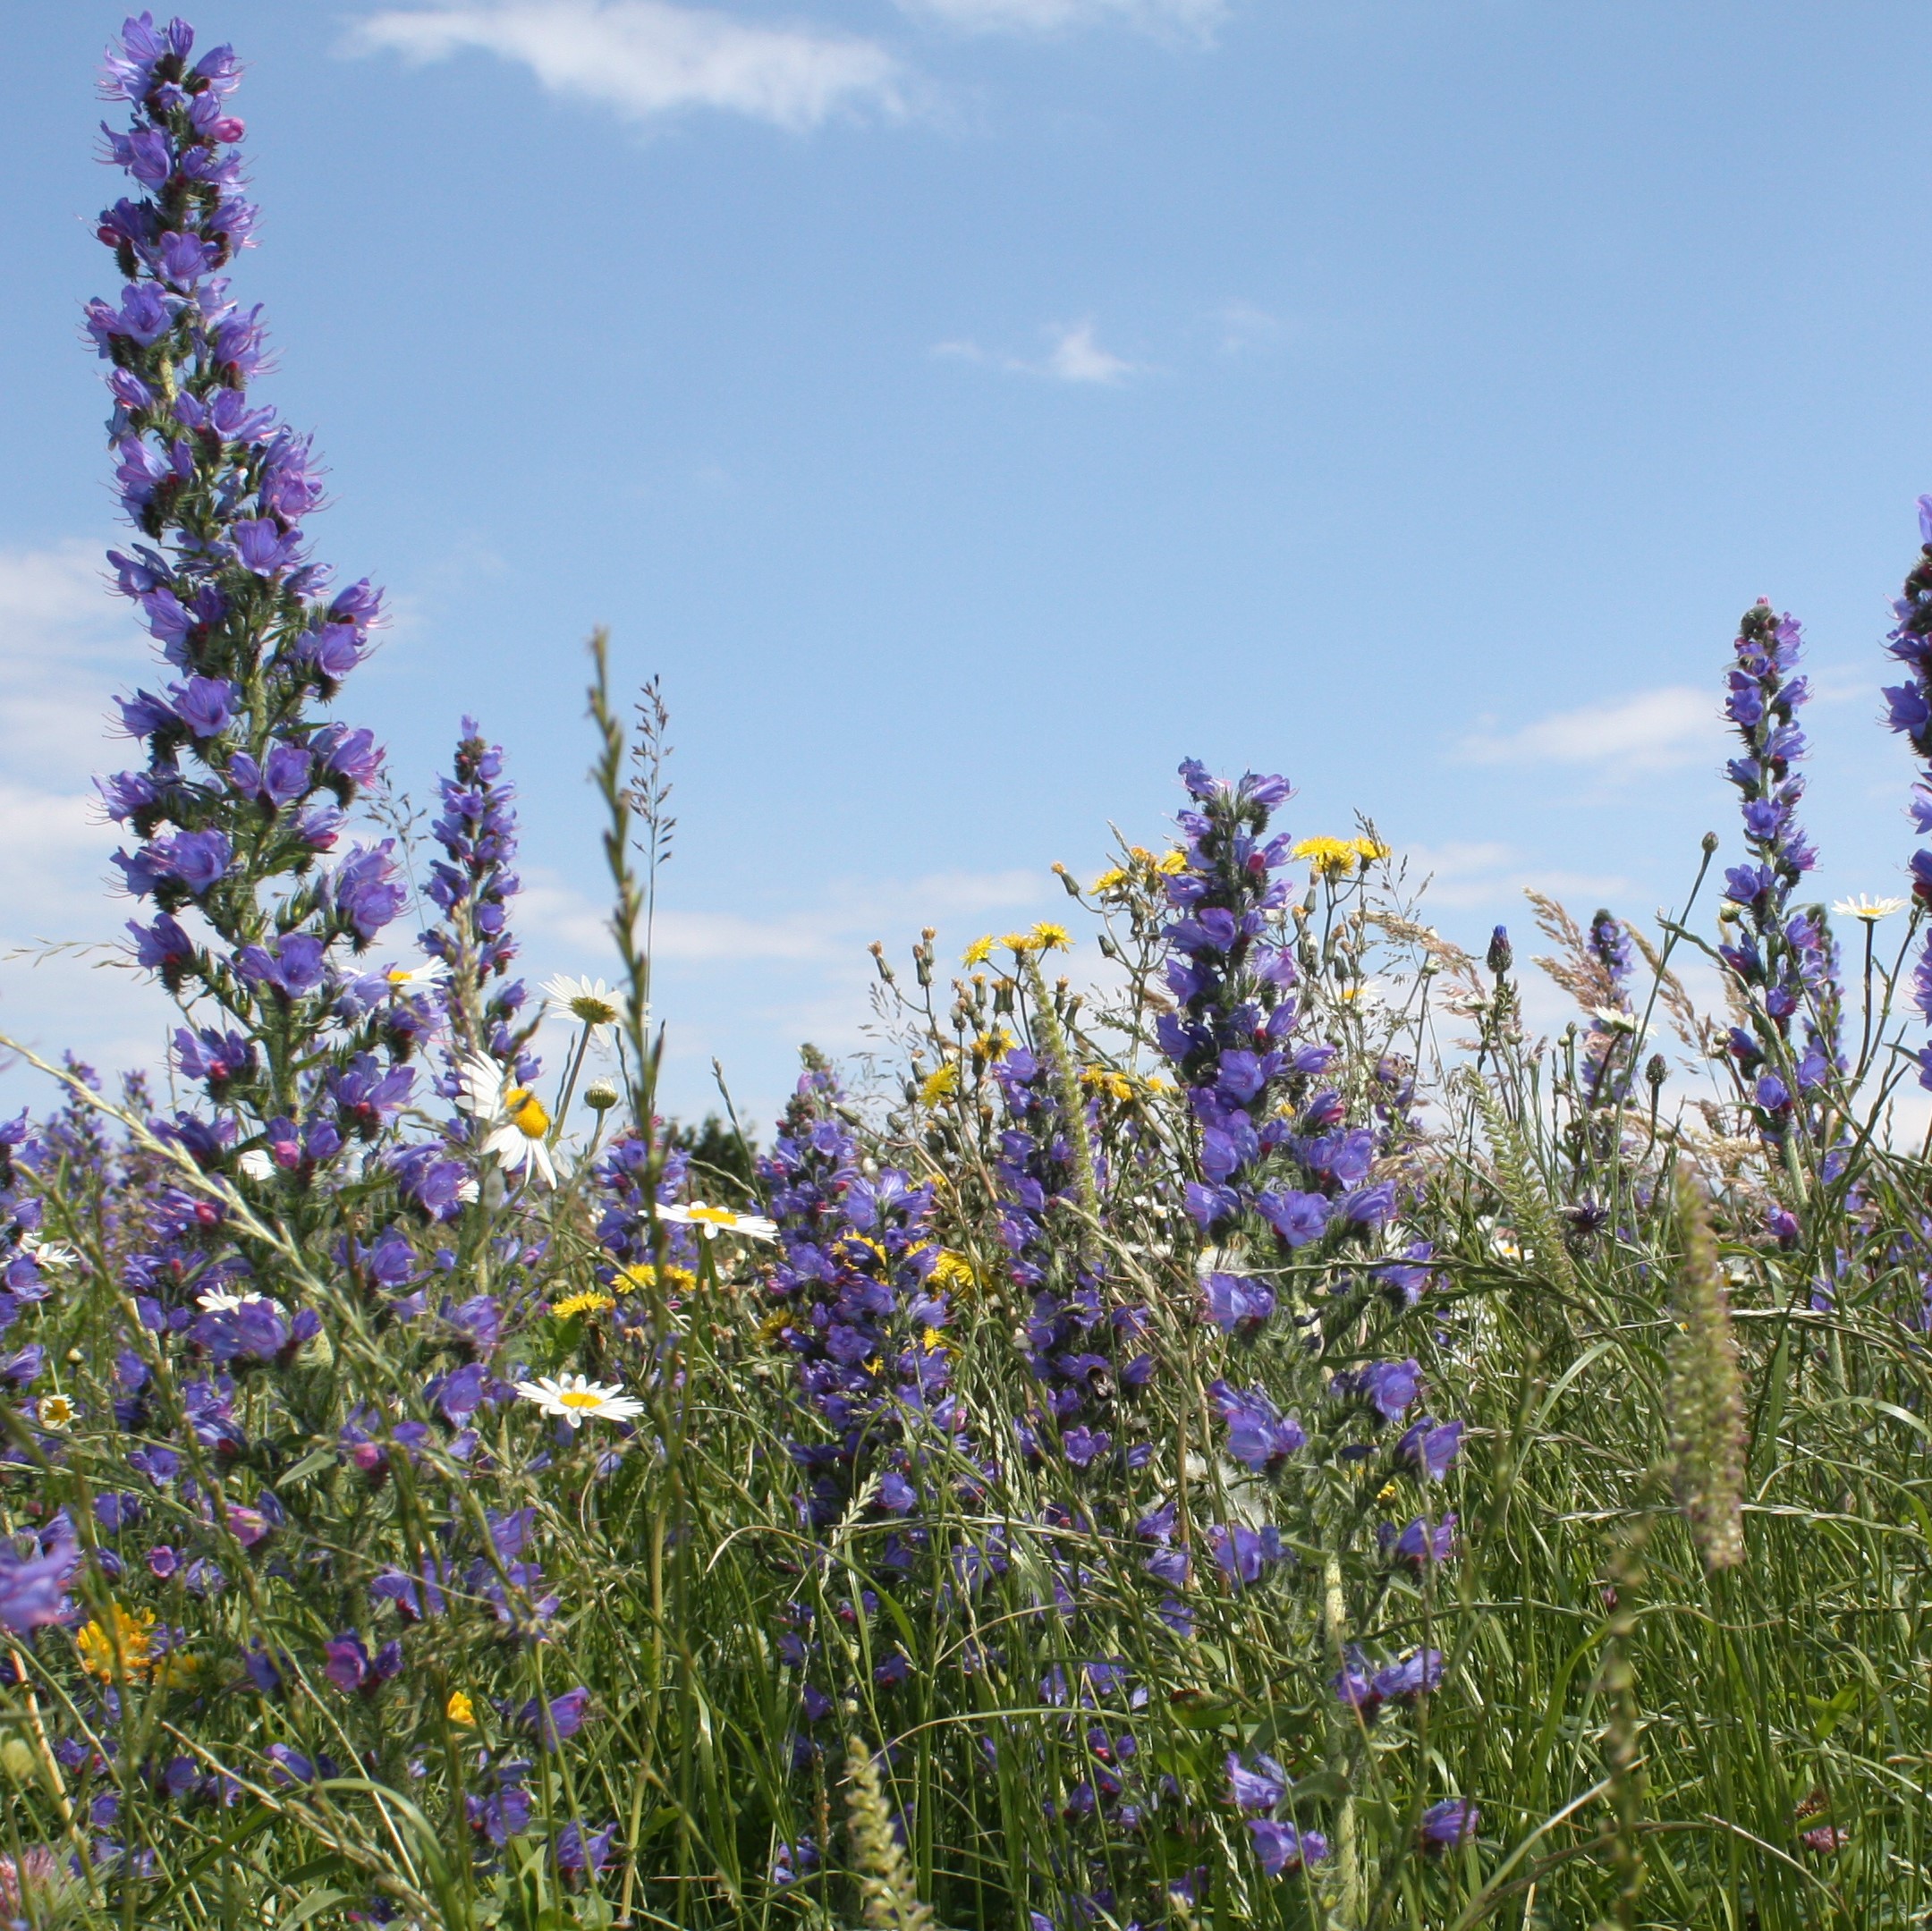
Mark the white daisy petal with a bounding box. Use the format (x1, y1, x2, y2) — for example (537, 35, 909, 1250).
(1832, 894, 1908, 922)
(656, 1201, 777, 1242)
(514, 1373, 644, 1429)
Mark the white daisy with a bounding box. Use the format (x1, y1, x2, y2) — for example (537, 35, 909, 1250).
(1832, 894, 1908, 922)
(197, 1289, 282, 1316)
(455, 1052, 556, 1188)
(656, 1201, 778, 1243)
(21, 1236, 78, 1270)
(540, 974, 625, 1037)
(514, 1372, 644, 1430)
(384, 961, 448, 992)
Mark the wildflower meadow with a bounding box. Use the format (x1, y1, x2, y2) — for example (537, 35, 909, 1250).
(7, 14, 1932, 1931)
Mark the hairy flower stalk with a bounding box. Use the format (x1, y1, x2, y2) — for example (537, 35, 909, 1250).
(1665, 1174, 1746, 1571)
(844, 1738, 936, 1931)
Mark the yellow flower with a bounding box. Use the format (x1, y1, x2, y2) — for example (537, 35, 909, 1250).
(1089, 866, 1128, 894)
(920, 1327, 951, 1358)
(928, 1250, 976, 1297)
(1029, 922, 1072, 953)
(446, 1690, 476, 1727)
(1157, 848, 1189, 875)
(918, 1063, 958, 1106)
(152, 1651, 199, 1690)
(1293, 835, 1385, 878)
(1080, 1068, 1135, 1103)
(756, 1307, 795, 1349)
(1376, 1480, 1401, 1505)
(616, 1262, 696, 1295)
(971, 1028, 1013, 1066)
(997, 930, 1037, 953)
(76, 1605, 156, 1681)
(962, 935, 996, 966)
(551, 1291, 616, 1321)
(35, 1394, 76, 1431)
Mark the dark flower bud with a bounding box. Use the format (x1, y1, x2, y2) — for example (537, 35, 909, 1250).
(1486, 925, 1512, 976)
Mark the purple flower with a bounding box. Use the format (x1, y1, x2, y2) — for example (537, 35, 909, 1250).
(232, 518, 296, 576)
(1348, 1358, 1420, 1424)
(1203, 1271, 1275, 1337)
(521, 1687, 592, 1749)
(0, 1544, 80, 1632)
(1371, 1648, 1443, 1702)
(235, 934, 327, 1001)
(1208, 1523, 1284, 1589)
(1248, 1818, 1327, 1876)
(1398, 1416, 1463, 1481)
(1392, 1513, 1457, 1565)
(1256, 1190, 1330, 1248)
(1419, 1797, 1479, 1849)
(1225, 1752, 1288, 1811)
(330, 843, 405, 944)
(1207, 1380, 1305, 1474)
(555, 1820, 619, 1874)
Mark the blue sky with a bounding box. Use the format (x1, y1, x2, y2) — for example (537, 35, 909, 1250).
(3, 0, 1931, 1129)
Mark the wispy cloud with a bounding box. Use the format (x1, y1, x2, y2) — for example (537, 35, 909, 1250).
(1214, 299, 1280, 354)
(351, 0, 906, 130)
(1456, 685, 1716, 773)
(936, 320, 1140, 385)
(897, 0, 1225, 38)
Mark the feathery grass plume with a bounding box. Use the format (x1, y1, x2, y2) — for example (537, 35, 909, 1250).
(843, 1738, 936, 1931)
(1469, 1076, 1581, 1302)
(1665, 1172, 1747, 1571)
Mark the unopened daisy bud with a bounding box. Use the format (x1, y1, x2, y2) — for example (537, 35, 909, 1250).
(584, 1078, 620, 1113)
(1666, 1173, 1748, 1571)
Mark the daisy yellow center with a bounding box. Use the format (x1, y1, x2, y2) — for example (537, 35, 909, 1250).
(39, 1396, 75, 1427)
(687, 1205, 738, 1226)
(570, 995, 620, 1023)
(504, 1088, 550, 1138)
(557, 1388, 606, 1411)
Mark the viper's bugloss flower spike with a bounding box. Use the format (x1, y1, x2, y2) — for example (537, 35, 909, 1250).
(1666, 1172, 1747, 1572)
(1883, 497, 1932, 1088)
(1719, 598, 1843, 1130)
(89, 10, 409, 1145)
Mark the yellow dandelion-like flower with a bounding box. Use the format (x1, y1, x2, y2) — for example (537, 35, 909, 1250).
(1295, 835, 1387, 877)
(918, 1063, 958, 1106)
(971, 1027, 1013, 1066)
(1376, 1480, 1401, 1505)
(1029, 922, 1072, 953)
(1080, 1068, 1135, 1103)
(962, 935, 996, 967)
(76, 1605, 156, 1681)
(1157, 848, 1189, 875)
(756, 1307, 795, 1349)
(997, 930, 1038, 954)
(615, 1262, 697, 1295)
(928, 1250, 976, 1297)
(920, 1327, 952, 1358)
(1089, 866, 1129, 894)
(551, 1291, 616, 1321)
(447, 1690, 476, 1726)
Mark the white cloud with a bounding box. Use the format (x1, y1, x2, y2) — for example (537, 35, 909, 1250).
(1039, 320, 1136, 385)
(0, 545, 176, 1091)
(351, 0, 906, 130)
(932, 322, 1138, 383)
(1456, 685, 1716, 772)
(899, 0, 1225, 38)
